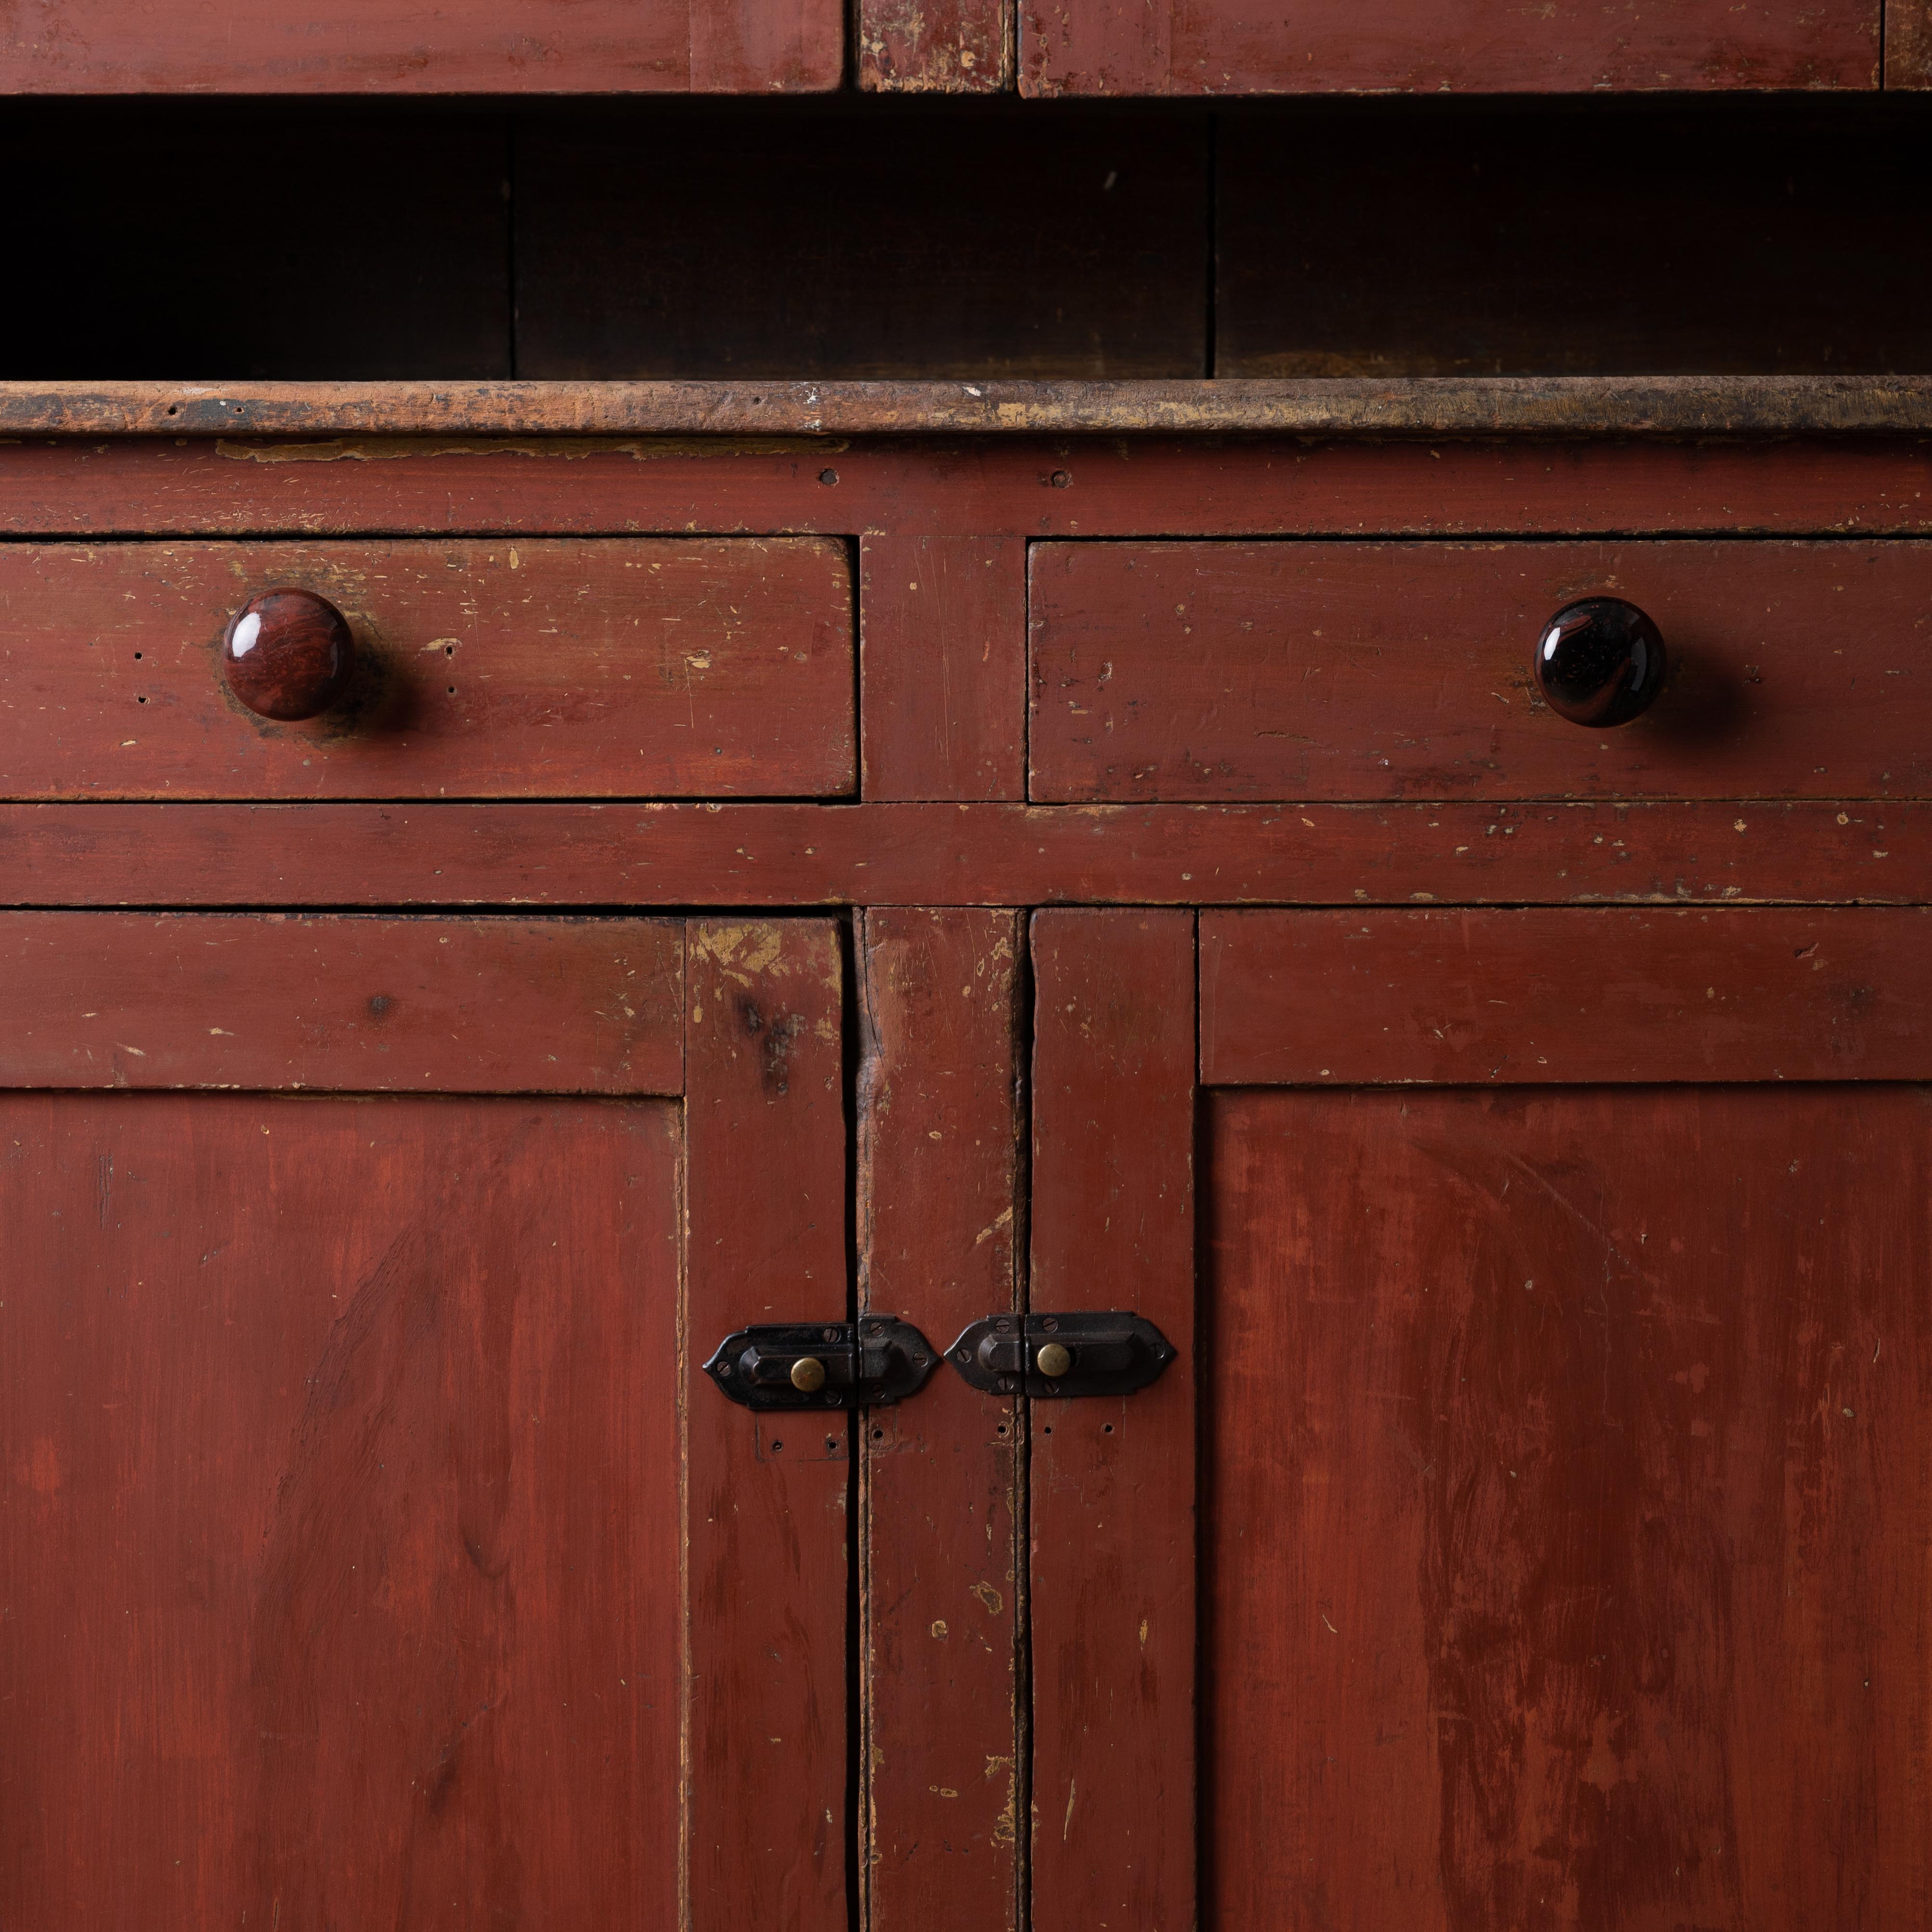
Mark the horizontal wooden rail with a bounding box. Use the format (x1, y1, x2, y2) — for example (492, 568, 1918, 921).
(0, 801, 1925, 909)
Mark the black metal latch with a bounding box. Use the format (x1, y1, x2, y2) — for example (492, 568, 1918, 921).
(703, 1316, 940, 1411)
(946, 1312, 1176, 1399)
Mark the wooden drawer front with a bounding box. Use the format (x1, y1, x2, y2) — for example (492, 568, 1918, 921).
(0, 0, 841, 92)
(1020, 0, 1879, 92)
(0, 538, 854, 800)
(1030, 540, 1932, 803)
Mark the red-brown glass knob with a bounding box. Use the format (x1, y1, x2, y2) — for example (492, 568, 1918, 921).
(222, 588, 354, 720)
(1534, 597, 1667, 727)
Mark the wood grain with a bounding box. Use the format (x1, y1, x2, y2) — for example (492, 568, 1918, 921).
(5, 800, 1930, 909)
(0, 1090, 685, 1926)
(1218, 104, 1932, 378)
(0, 912, 683, 1093)
(1029, 540, 1932, 803)
(1889, 0, 1932, 81)
(859, 0, 1011, 87)
(516, 114, 1207, 380)
(684, 918, 851, 1932)
(1202, 907, 1932, 1085)
(1204, 1082, 1932, 1930)
(1028, 910, 1195, 1932)
(8, 437, 1930, 561)
(0, 538, 853, 801)
(862, 536, 1027, 800)
(7, 377, 1932, 438)
(0, 0, 840, 91)
(1021, 0, 1878, 91)
(858, 910, 1025, 1932)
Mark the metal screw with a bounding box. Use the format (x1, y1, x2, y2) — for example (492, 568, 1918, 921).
(1036, 1342, 1072, 1379)
(791, 1357, 827, 1394)
(1042, 1317, 1059, 1332)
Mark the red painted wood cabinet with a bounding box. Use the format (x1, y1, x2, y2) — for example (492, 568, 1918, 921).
(2, 377, 1930, 1930)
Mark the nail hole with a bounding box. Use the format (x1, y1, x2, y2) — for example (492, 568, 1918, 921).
(1043, 1425, 1053, 1436)
(136, 694, 147, 703)
(1049, 470, 1072, 489)
(132, 651, 143, 660)
(818, 468, 839, 485)
(826, 1436, 838, 1451)
(770, 1440, 783, 1452)
(872, 1427, 885, 1440)
(1104, 1423, 1114, 1434)
(995, 1423, 1009, 1436)
(446, 685, 456, 695)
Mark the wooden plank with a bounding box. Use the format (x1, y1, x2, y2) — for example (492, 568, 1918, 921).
(1889, 0, 1932, 80)
(1203, 1082, 1932, 1928)
(1028, 909, 1195, 1932)
(857, 910, 1025, 1932)
(0, 538, 853, 801)
(1030, 540, 1932, 803)
(684, 918, 850, 1932)
(0, 1090, 685, 1925)
(0, 108, 510, 380)
(1202, 906, 1932, 1085)
(1219, 105, 1932, 378)
(859, 0, 1012, 87)
(6, 435, 1932, 546)
(862, 536, 1027, 800)
(1020, 0, 1878, 90)
(0, 0, 839, 90)
(516, 112, 1207, 379)
(5, 800, 1932, 909)
(0, 912, 683, 1092)
(8, 376, 1932, 439)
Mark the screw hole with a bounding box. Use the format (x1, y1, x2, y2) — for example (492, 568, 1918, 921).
(995, 1423, 1009, 1437)
(1104, 1423, 1114, 1434)
(826, 1436, 838, 1451)
(1049, 470, 1072, 489)
(132, 651, 142, 660)
(770, 1440, 783, 1452)
(1043, 1425, 1053, 1436)
(136, 694, 147, 703)
(165, 405, 178, 416)
(447, 685, 456, 695)
(872, 1426, 885, 1440)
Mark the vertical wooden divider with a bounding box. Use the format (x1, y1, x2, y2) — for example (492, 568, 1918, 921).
(860, 535, 1028, 801)
(1028, 909, 1197, 1932)
(858, 908, 1027, 1932)
(685, 918, 851, 1932)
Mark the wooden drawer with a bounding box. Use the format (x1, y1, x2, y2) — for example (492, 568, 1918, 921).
(0, 537, 854, 800)
(0, 0, 841, 91)
(1029, 539, 1932, 803)
(1019, 0, 1883, 91)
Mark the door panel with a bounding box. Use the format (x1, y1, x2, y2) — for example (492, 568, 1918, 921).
(1189, 907, 1932, 1929)
(0, 912, 852, 1932)
(1, 1091, 684, 1927)
(1204, 1082, 1932, 1929)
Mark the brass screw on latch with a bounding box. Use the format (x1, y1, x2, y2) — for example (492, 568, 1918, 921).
(1035, 1342, 1072, 1379)
(790, 1356, 827, 1393)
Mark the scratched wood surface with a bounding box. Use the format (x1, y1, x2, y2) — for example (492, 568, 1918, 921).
(0, 538, 853, 801)
(1029, 910, 1196, 1932)
(683, 918, 851, 1932)
(1202, 907, 1932, 1085)
(1204, 1080, 1932, 1930)
(0, 912, 684, 1093)
(859, 0, 1011, 87)
(5, 800, 1929, 909)
(1030, 539, 1932, 803)
(1891, 0, 1932, 81)
(8, 436, 1932, 547)
(858, 909, 1025, 1932)
(0, 1090, 684, 1926)
(1020, 0, 1878, 91)
(0, 0, 840, 91)
(861, 536, 1027, 800)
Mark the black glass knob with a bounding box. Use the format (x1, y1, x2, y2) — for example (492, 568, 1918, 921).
(1533, 597, 1666, 727)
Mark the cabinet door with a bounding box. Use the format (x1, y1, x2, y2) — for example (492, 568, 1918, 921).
(0, 913, 850, 1932)
(1030, 906, 1932, 1930)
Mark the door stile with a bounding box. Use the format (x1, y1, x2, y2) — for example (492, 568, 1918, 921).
(684, 917, 853, 1932)
(856, 908, 1028, 1932)
(1027, 908, 1198, 1932)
